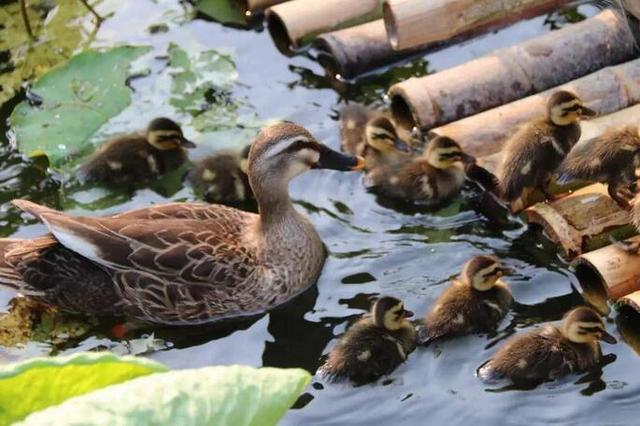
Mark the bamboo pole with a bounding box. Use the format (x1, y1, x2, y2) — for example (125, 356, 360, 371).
(383, 0, 574, 51)
(266, 0, 383, 53)
(388, 10, 636, 131)
(238, 0, 288, 17)
(573, 236, 640, 300)
(433, 59, 640, 158)
(525, 184, 635, 258)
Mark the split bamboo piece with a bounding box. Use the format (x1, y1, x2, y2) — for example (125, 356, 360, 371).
(389, 10, 636, 131)
(266, 0, 383, 53)
(433, 58, 640, 158)
(383, 0, 574, 50)
(238, 0, 288, 16)
(573, 235, 640, 301)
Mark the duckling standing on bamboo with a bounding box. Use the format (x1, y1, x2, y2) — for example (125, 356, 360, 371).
(498, 91, 596, 206)
(320, 296, 416, 385)
(78, 117, 196, 184)
(419, 255, 513, 345)
(478, 306, 616, 383)
(187, 145, 253, 205)
(558, 125, 640, 209)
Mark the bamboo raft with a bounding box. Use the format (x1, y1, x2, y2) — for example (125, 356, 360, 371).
(257, 1, 640, 312)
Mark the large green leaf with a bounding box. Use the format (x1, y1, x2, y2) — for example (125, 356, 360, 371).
(0, 352, 167, 425)
(0, 0, 97, 105)
(18, 365, 311, 426)
(196, 0, 246, 26)
(9, 46, 150, 166)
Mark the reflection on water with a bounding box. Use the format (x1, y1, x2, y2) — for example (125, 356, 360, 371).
(1, 1, 640, 425)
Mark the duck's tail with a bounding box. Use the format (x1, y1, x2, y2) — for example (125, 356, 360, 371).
(0, 233, 57, 295)
(0, 238, 28, 290)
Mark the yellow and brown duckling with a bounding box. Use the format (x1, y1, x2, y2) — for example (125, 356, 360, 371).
(186, 145, 253, 205)
(78, 117, 196, 184)
(478, 306, 616, 383)
(320, 296, 416, 385)
(370, 136, 468, 204)
(498, 91, 596, 203)
(558, 125, 640, 209)
(419, 255, 513, 345)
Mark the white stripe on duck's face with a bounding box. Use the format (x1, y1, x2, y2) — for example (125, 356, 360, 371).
(565, 320, 605, 343)
(260, 136, 320, 181)
(471, 263, 501, 291)
(550, 100, 581, 126)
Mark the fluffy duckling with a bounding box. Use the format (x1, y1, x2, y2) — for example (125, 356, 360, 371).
(419, 256, 513, 345)
(371, 136, 467, 204)
(478, 306, 616, 383)
(498, 91, 596, 203)
(320, 296, 416, 385)
(558, 125, 640, 208)
(186, 145, 253, 205)
(78, 117, 196, 184)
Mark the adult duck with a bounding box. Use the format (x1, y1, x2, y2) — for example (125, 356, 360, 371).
(0, 123, 364, 325)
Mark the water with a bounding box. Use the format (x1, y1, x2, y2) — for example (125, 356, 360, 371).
(1, 1, 639, 425)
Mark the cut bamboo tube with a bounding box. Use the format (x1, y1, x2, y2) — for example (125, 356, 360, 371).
(266, 0, 383, 53)
(238, 0, 288, 16)
(624, 0, 640, 20)
(525, 184, 635, 258)
(383, 0, 574, 50)
(433, 58, 640, 158)
(389, 10, 636, 131)
(573, 235, 640, 300)
(315, 20, 427, 80)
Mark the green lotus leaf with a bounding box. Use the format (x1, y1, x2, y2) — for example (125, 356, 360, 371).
(0, 352, 167, 425)
(195, 0, 246, 25)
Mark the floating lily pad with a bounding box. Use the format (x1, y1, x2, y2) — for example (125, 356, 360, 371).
(0, 352, 167, 425)
(196, 0, 246, 26)
(18, 365, 311, 426)
(0, 0, 98, 105)
(10, 46, 150, 166)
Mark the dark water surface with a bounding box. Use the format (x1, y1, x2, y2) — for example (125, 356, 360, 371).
(1, 1, 639, 425)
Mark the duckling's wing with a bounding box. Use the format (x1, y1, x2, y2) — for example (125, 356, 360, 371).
(14, 201, 258, 324)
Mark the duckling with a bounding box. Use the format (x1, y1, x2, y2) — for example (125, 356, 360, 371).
(78, 117, 196, 184)
(558, 125, 640, 209)
(478, 306, 616, 383)
(370, 136, 467, 204)
(186, 145, 253, 205)
(498, 90, 596, 203)
(319, 296, 416, 385)
(419, 255, 513, 345)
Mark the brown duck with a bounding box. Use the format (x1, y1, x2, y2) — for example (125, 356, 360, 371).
(419, 255, 513, 344)
(478, 306, 616, 383)
(498, 91, 596, 203)
(78, 117, 196, 184)
(0, 123, 364, 325)
(319, 296, 416, 385)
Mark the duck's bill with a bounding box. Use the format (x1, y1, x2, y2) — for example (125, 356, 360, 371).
(394, 139, 412, 153)
(499, 266, 516, 275)
(313, 145, 365, 171)
(580, 106, 597, 118)
(600, 330, 617, 344)
(180, 137, 197, 148)
(402, 309, 414, 318)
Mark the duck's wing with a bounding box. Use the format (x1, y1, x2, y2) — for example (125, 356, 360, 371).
(13, 200, 259, 324)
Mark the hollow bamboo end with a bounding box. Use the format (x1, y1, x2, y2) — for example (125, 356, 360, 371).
(314, 38, 345, 80)
(266, 10, 295, 54)
(573, 258, 609, 307)
(382, 2, 400, 50)
(620, 291, 640, 313)
(390, 92, 418, 130)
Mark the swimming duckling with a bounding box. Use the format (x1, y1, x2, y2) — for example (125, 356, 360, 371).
(370, 136, 467, 204)
(419, 255, 513, 345)
(498, 91, 596, 203)
(78, 117, 196, 184)
(478, 306, 616, 383)
(187, 145, 253, 205)
(558, 125, 640, 209)
(320, 296, 416, 385)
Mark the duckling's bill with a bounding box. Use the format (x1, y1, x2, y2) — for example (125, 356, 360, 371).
(179, 136, 197, 148)
(600, 329, 617, 344)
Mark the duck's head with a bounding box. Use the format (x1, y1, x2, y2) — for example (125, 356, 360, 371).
(562, 306, 617, 344)
(248, 122, 365, 185)
(547, 91, 596, 126)
(425, 136, 467, 169)
(146, 117, 196, 150)
(364, 117, 412, 155)
(372, 296, 413, 331)
(461, 255, 513, 291)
